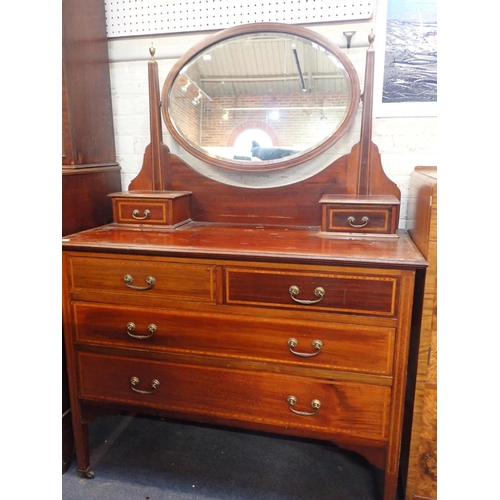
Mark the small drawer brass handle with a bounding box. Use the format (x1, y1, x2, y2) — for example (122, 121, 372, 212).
(123, 274, 156, 291)
(130, 376, 160, 394)
(289, 285, 325, 305)
(132, 209, 151, 220)
(287, 395, 321, 416)
(347, 215, 369, 228)
(287, 338, 323, 357)
(126, 322, 157, 339)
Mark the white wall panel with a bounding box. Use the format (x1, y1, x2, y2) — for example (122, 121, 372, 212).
(105, 0, 374, 38)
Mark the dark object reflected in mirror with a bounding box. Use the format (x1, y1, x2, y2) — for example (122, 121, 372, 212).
(250, 141, 299, 161)
(162, 23, 360, 172)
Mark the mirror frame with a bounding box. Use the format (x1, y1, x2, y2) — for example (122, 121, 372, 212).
(162, 22, 360, 172)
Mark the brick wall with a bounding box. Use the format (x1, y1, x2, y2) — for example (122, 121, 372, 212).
(197, 93, 347, 151)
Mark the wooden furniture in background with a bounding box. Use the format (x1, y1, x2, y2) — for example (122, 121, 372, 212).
(62, 26, 426, 500)
(62, 0, 117, 168)
(62, 0, 122, 474)
(62, 167, 122, 237)
(403, 167, 437, 499)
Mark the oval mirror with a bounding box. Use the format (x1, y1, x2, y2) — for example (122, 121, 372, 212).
(162, 23, 360, 172)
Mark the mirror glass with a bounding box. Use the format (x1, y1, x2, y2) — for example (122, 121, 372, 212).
(163, 25, 359, 171)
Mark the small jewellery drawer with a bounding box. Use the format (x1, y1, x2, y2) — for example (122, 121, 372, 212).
(73, 303, 395, 375)
(225, 267, 398, 316)
(67, 254, 216, 304)
(77, 352, 391, 440)
(319, 195, 400, 235)
(109, 190, 191, 227)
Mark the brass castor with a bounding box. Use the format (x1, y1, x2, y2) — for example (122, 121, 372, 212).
(78, 467, 95, 479)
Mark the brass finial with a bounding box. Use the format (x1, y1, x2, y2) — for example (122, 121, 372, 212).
(368, 30, 375, 49)
(149, 43, 156, 60)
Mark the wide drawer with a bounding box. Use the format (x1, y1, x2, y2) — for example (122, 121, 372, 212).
(67, 254, 216, 304)
(225, 267, 398, 316)
(77, 351, 391, 440)
(73, 302, 395, 375)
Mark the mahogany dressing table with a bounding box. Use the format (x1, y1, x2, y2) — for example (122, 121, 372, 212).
(62, 24, 426, 500)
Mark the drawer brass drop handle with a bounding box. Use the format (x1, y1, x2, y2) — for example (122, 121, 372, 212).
(347, 215, 369, 228)
(132, 209, 151, 220)
(123, 274, 156, 291)
(126, 322, 157, 339)
(287, 338, 323, 357)
(287, 395, 321, 416)
(289, 285, 325, 305)
(130, 376, 160, 394)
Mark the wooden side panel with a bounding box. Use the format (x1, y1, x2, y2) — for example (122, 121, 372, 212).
(404, 167, 437, 500)
(62, 0, 116, 166)
(62, 65, 74, 163)
(62, 167, 122, 237)
(427, 296, 437, 385)
(413, 386, 437, 498)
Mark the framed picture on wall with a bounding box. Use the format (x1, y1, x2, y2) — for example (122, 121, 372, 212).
(374, 0, 437, 117)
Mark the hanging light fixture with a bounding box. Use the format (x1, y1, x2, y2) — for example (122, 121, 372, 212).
(291, 44, 307, 93)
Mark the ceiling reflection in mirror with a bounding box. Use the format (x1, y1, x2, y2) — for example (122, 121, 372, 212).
(165, 28, 359, 171)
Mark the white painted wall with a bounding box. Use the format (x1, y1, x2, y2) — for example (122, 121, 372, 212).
(106, 9, 437, 228)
